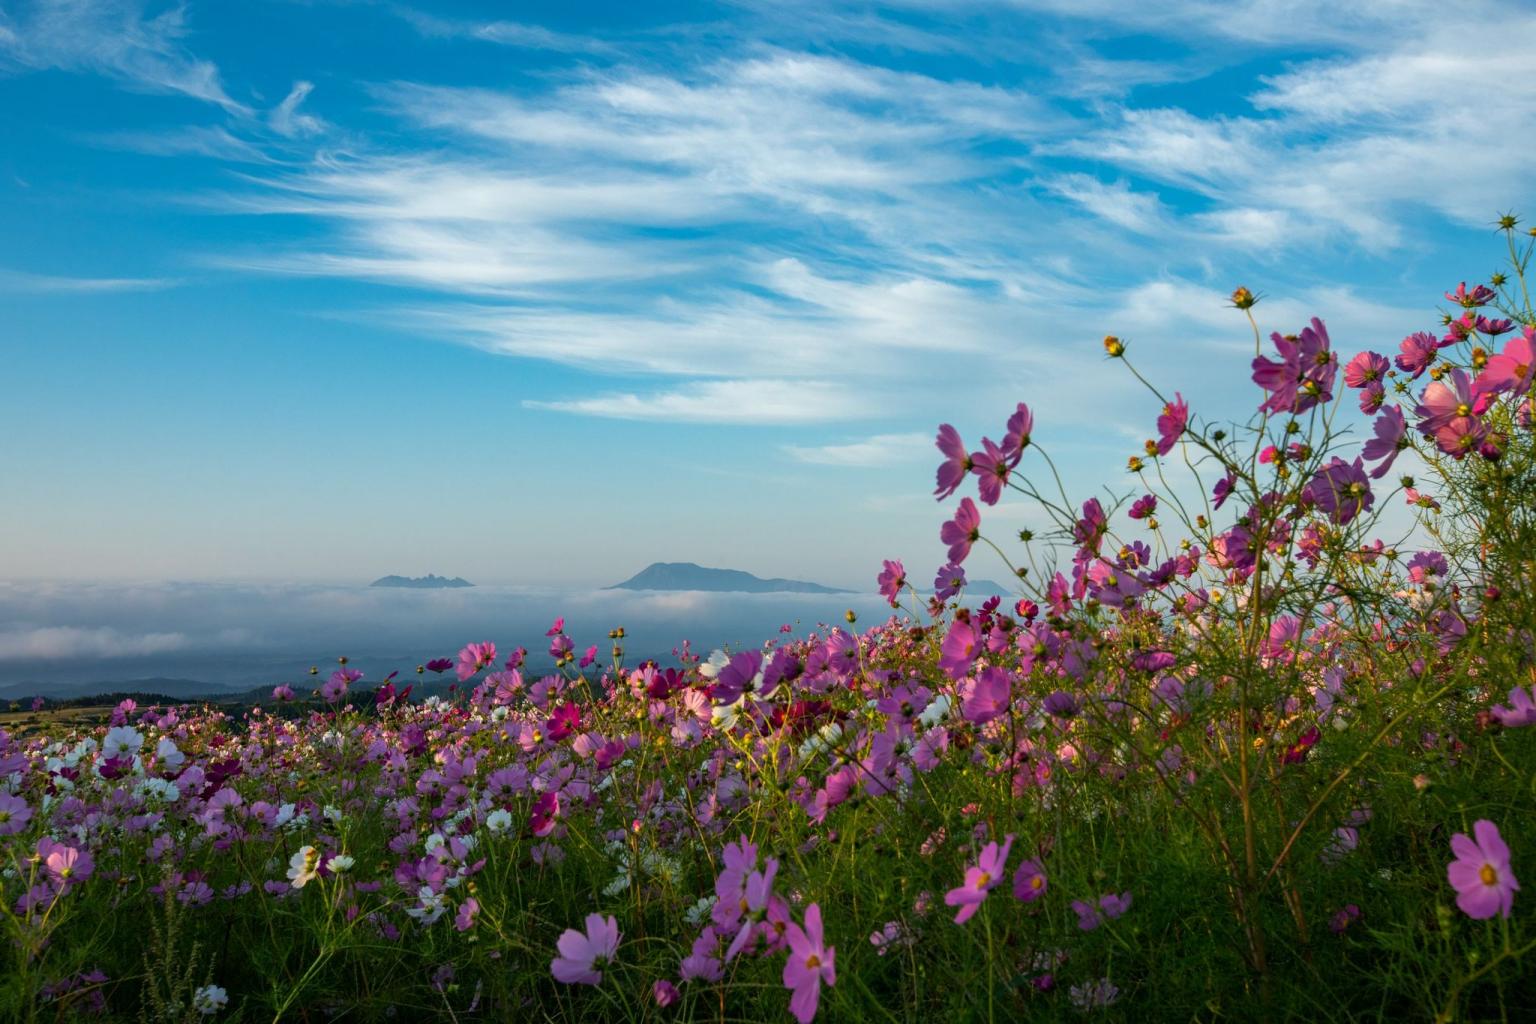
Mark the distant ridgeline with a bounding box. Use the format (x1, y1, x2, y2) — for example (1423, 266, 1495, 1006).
(369, 574, 475, 588)
(607, 562, 853, 594)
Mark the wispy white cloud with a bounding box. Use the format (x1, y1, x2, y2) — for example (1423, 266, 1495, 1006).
(0, 268, 178, 292)
(81, 123, 272, 162)
(527, 379, 879, 424)
(268, 80, 325, 138)
(0, 0, 247, 112)
(396, 7, 619, 55)
(784, 432, 932, 466)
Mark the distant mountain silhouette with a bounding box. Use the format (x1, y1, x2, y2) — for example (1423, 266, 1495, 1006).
(0, 677, 238, 702)
(965, 579, 1014, 596)
(608, 562, 852, 594)
(370, 574, 474, 589)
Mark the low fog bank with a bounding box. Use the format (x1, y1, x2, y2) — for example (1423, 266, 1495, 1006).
(0, 581, 896, 693)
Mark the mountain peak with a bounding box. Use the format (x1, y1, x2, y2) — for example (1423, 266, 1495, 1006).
(369, 574, 475, 589)
(607, 562, 851, 594)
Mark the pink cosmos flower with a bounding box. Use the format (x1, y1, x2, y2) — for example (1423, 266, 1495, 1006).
(934, 564, 965, 601)
(938, 619, 979, 680)
(933, 425, 971, 501)
(782, 904, 835, 1024)
(1012, 858, 1047, 902)
(940, 498, 981, 565)
(551, 913, 621, 985)
(1127, 494, 1156, 520)
(1447, 820, 1519, 919)
(970, 437, 1014, 506)
(41, 839, 93, 887)
(945, 834, 1014, 924)
(1344, 351, 1389, 389)
(999, 402, 1033, 463)
(1395, 331, 1439, 379)
(1446, 282, 1496, 308)
(960, 667, 1011, 726)
(1155, 393, 1188, 456)
(1252, 318, 1335, 414)
(1071, 891, 1131, 930)
(1478, 326, 1535, 398)
(1491, 686, 1536, 727)
(1416, 369, 1476, 434)
(271, 684, 294, 701)
(877, 560, 906, 608)
(456, 641, 497, 682)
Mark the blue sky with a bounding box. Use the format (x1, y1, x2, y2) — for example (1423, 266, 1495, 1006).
(1, 0, 1532, 589)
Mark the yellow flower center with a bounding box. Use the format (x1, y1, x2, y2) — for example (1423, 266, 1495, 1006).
(1031, 876, 1044, 890)
(1480, 864, 1498, 886)
(976, 871, 991, 888)
(805, 954, 821, 969)
(1456, 403, 1470, 417)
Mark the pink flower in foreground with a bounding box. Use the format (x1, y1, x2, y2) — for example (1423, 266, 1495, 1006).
(940, 498, 981, 565)
(1155, 392, 1188, 456)
(457, 641, 497, 682)
(961, 667, 1011, 726)
(1478, 326, 1535, 398)
(1448, 820, 1519, 919)
(271, 684, 294, 701)
(933, 425, 971, 501)
(41, 839, 93, 887)
(551, 913, 621, 985)
(945, 834, 1014, 924)
(877, 559, 906, 608)
(782, 903, 835, 1024)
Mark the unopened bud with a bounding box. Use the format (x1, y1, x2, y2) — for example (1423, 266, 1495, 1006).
(1103, 335, 1125, 357)
(1231, 286, 1257, 309)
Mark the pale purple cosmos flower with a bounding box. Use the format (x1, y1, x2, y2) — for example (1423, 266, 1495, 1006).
(0, 793, 31, 836)
(934, 564, 965, 600)
(1447, 820, 1519, 919)
(1491, 686, 1536, 728)
(551, 913, 621, 985)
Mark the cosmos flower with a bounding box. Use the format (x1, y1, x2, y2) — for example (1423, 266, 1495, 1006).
(1155, 393, 1188, 456)
(782, 904, 835, 1024)
(940, 498, 981, 565)
(1447, 820, 1519, 919)
(551, 913, 621, 985)
(945, 834, 1014, 924)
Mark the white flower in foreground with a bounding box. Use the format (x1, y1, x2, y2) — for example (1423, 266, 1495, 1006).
(103, 726, 144, 758)
(287, 846, 320, 888)
(485, 809, 513, 834)
(326, 854, 355, 874)
(193, 984, 228, 1015)
(918, 694, 953, 729)
(155, 737, 186, 770)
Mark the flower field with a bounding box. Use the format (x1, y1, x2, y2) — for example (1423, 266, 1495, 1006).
(5, 223, 1536, 1023)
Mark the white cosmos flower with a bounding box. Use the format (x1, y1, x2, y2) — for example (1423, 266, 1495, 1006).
(287, 846, 320, 888)
(102, 727, 143, 758)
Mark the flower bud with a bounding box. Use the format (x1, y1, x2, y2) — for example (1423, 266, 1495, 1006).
(1103, 335, 1125, 357)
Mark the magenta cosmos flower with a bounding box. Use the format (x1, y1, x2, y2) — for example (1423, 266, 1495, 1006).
(1155, 393, 1188, 456)
(1395, 331, 1440, 379)
(782, 903, 835, 1024)
(551, 913, 621, 985)
(940, 498, 981, 565)
(945, 834, 1015, 924)
(1344, 351, 1389, 389)
(1447, 820, 1519, 920)
(40, 838, 93, 888)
